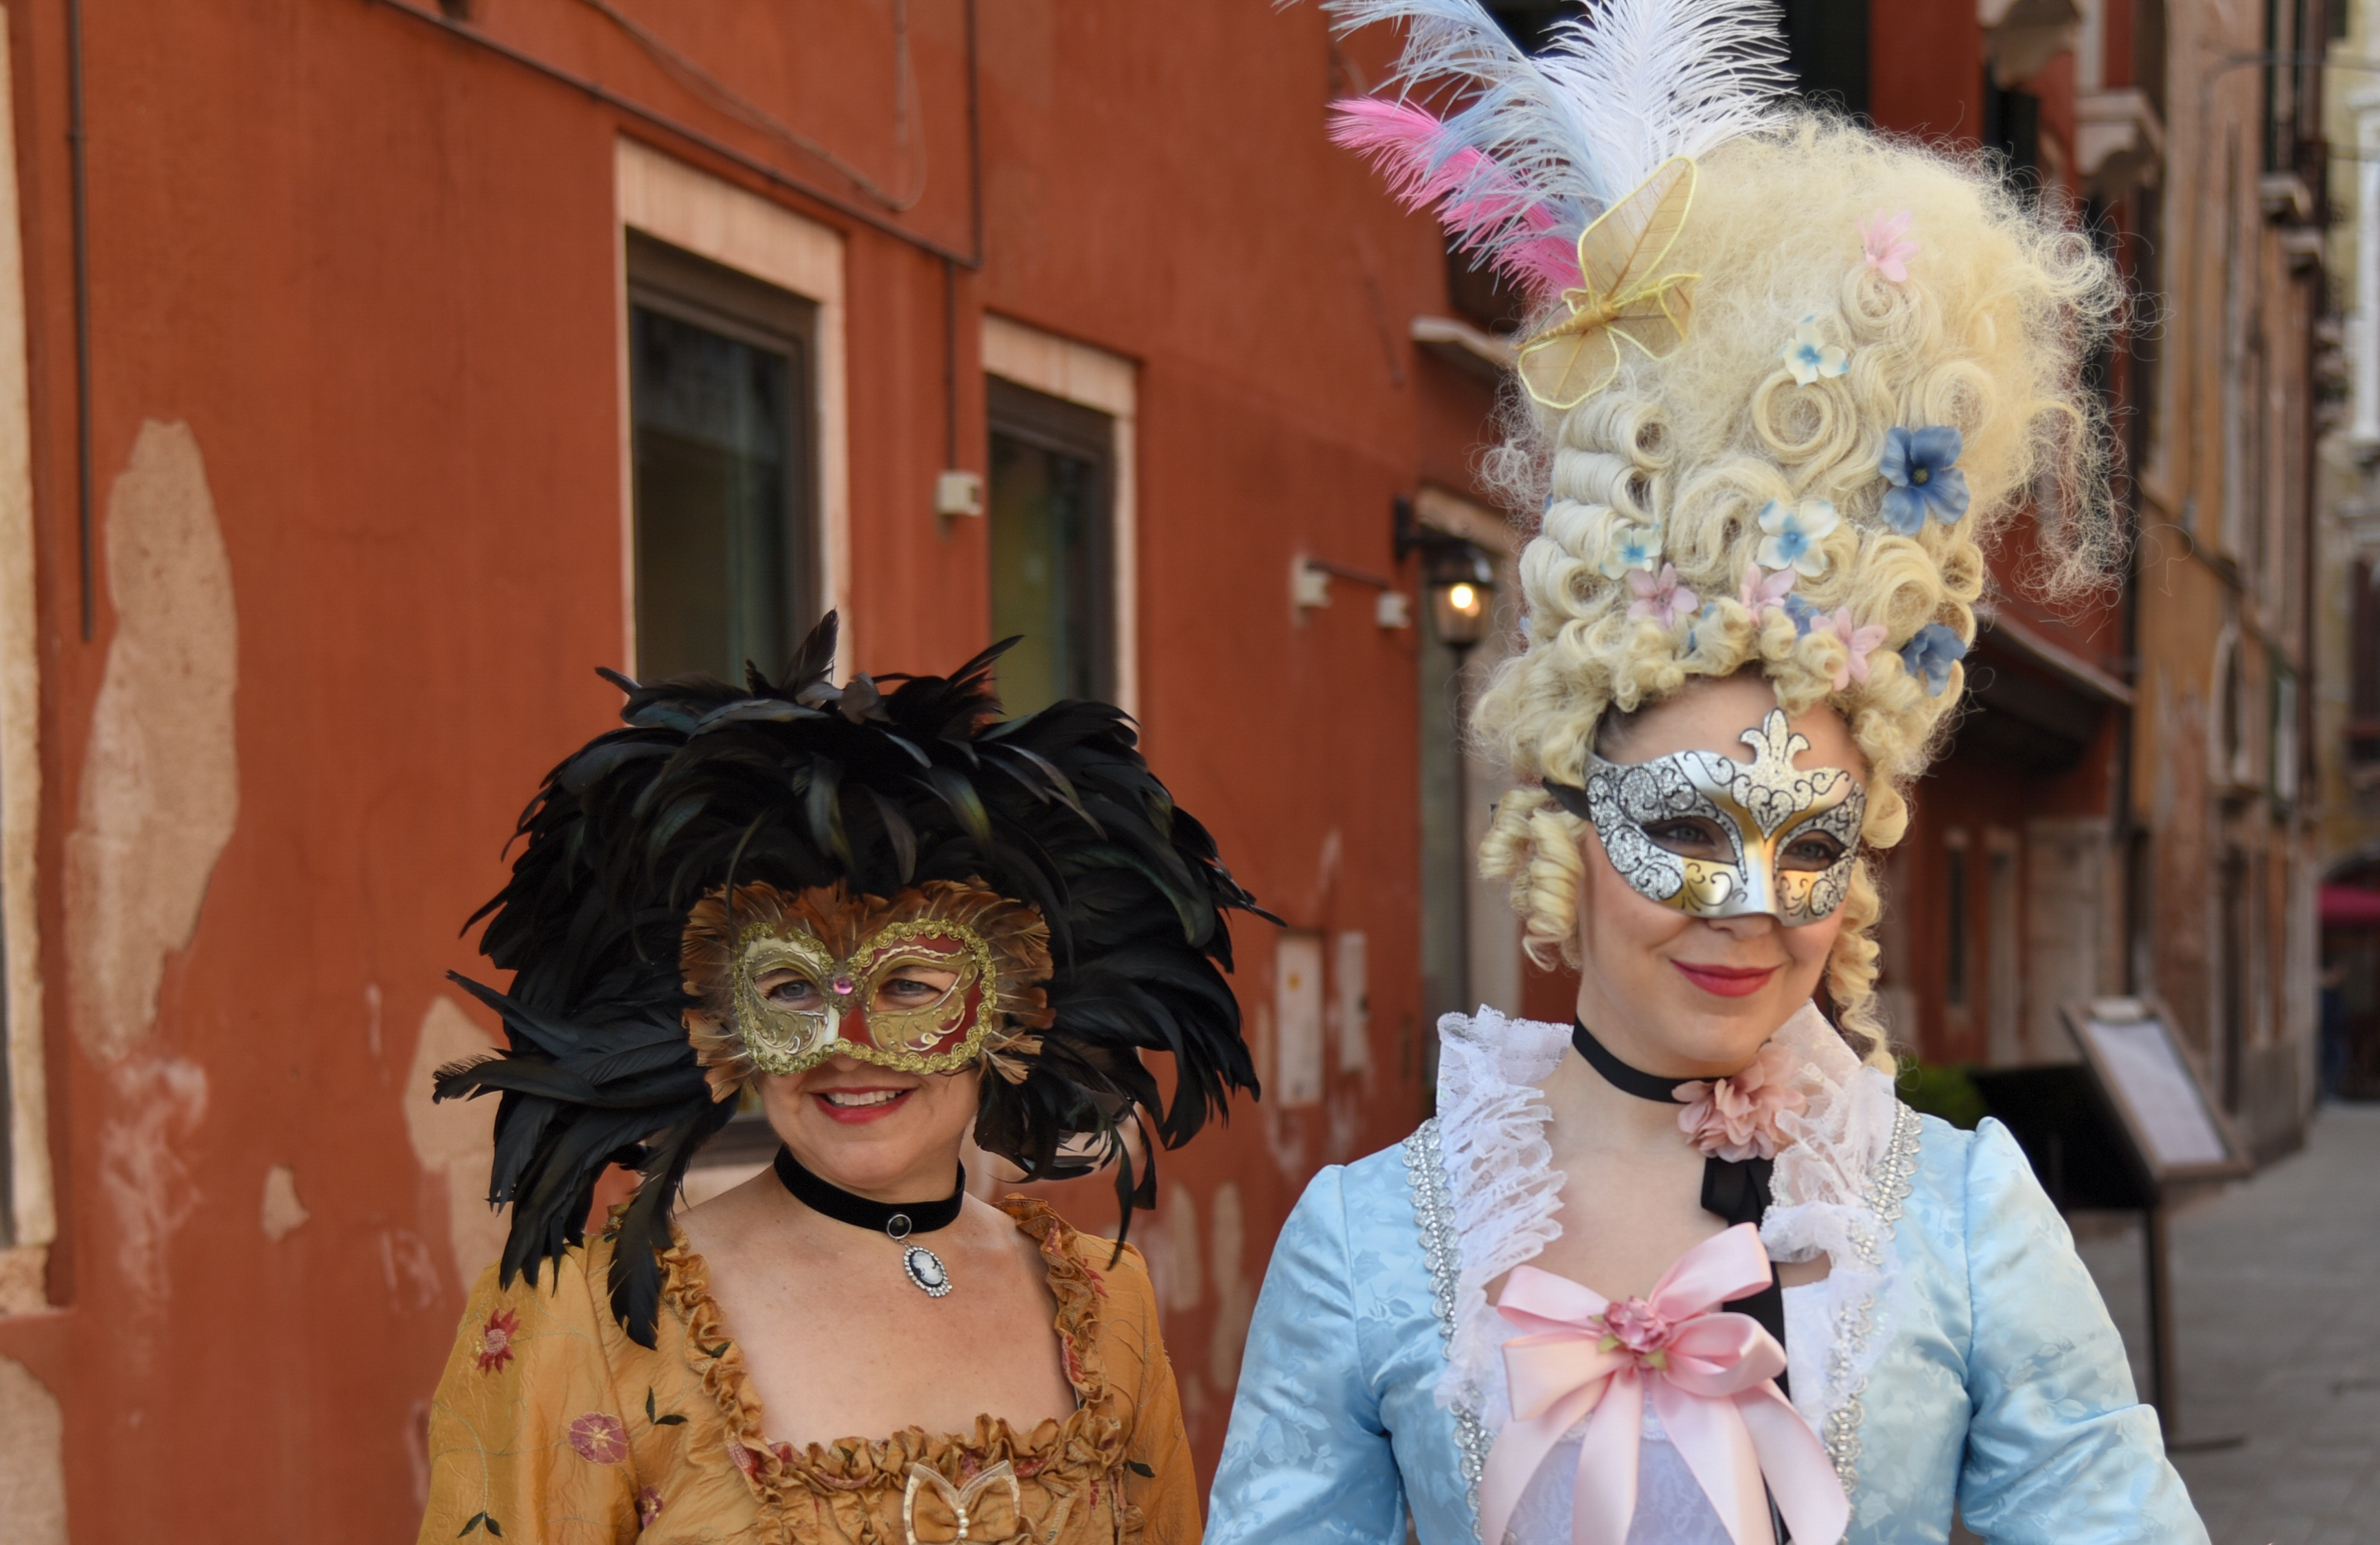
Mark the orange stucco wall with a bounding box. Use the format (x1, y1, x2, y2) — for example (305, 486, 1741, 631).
(0, 1, 1504, 1533)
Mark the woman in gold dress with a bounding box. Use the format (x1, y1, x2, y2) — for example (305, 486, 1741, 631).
(417, 615, 1263, 1544)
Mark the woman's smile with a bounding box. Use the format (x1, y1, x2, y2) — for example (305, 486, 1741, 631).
(1669, 959, 1781, 998)
(809, 1084, 919, 1123)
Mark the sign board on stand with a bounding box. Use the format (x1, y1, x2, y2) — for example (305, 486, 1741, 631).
(1967, 998, 2246, 1447)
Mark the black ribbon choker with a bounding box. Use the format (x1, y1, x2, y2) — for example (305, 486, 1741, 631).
(772, 1145, 966, 1237)
(1570, 1019, 1695, 1103)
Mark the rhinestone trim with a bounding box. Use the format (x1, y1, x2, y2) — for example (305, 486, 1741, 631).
(1820, 1103, 1925, 1504)
(1406, 1119, 1492, 1540)
(1864, 1105, 1923, 1225)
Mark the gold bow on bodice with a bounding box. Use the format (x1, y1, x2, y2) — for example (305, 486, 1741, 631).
(1515, 157, 1701, 411)
(902, 1461, 1025, 1544)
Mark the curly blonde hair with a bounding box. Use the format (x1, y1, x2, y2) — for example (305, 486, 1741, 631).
(1473, 116, 2123, 1065)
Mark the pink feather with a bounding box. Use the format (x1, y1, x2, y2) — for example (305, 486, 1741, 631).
(1328, 98, 1579, 301)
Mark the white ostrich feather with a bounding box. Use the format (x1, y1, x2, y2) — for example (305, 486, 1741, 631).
(1324, 0, 1792, 209)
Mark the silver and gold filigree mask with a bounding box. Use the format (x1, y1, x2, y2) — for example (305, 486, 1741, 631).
(1545, 709, 1865, 927)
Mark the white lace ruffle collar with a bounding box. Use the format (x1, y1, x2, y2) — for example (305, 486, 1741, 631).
(1426, 1002, 1914, 1455)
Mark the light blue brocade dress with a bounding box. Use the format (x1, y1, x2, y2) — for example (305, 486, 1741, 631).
(1204, 1008, 2208, 1545)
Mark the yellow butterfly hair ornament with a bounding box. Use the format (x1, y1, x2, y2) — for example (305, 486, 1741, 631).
(1515, 157, 1701, 411)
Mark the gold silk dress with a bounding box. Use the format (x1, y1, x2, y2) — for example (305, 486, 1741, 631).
(418, 1198, 1200, 1545)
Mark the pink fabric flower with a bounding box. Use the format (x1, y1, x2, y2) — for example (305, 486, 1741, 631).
(1672, 1041, 1810, 1161)
(1860, 209, 1919, 283)
(1599, 1295, 1676, 1357)
(1627, 562, 1699, 626)
(1738, 562, 1796, 615)
(1825, 608, 1888, 691)
(637, 1487, 664, 1527)
(569, 1411, 630, 1465)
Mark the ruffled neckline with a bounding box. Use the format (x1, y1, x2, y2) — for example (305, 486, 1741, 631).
(656, 1195, 1131, 1511)
(1426, 1002, 1919, 1463)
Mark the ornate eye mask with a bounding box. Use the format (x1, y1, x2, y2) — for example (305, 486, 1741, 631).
(1544, 709, 1865, 928)
(680, 880, 1055, 1097)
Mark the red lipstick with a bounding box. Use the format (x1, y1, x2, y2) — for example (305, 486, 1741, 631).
(1672, 961, 1778, 998)
(810, 1086, 916, 1125)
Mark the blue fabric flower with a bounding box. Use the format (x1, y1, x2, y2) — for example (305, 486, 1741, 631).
(1755, 498, 1839, 577)
(1599, 523, 1660, 580)
(1781, 593, 1822, 637)
(1780, 315, 1849, 386)
(1879, 425, 1971, 534)
(1900, 622, 1967, 696)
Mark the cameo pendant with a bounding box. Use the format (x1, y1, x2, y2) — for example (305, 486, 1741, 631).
(902, 1242, 953, 1297)
(886, 1213, 953, 1297)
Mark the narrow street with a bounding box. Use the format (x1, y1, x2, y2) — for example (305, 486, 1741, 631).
(2070, 1106, 2380, 1545)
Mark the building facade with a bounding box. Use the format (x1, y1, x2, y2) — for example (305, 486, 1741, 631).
(0, 0, 2334, 1537)
(2122, 0, 2326, 1154)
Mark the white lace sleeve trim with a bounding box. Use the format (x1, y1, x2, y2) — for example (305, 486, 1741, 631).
(1428, 1006, 1573, 1412)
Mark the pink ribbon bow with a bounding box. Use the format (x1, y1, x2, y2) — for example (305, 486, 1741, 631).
(1480, 1225, 1849, 1545)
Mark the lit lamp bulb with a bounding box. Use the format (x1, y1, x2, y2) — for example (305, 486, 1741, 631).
(1426, 555, 1494, 650)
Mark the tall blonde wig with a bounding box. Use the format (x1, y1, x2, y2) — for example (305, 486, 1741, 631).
(1467, 117, 2122, 1064)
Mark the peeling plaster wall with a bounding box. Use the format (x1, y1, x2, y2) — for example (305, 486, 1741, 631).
(404, 996, 507, 1294)
(98, 1056, 207, 1323)
(64, 420, 238, 1064)
(0, 1356, 63, 1544)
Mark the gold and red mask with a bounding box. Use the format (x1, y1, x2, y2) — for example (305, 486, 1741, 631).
(679, 879, 1055, 1100)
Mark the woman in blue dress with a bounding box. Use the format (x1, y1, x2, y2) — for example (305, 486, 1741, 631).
(1207, 3, 2208, 1542)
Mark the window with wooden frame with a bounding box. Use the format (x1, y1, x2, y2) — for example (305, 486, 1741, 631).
(626, 231, 819, 685)
(985, 378, 1116, 714)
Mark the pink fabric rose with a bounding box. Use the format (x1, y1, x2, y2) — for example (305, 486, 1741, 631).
(1599, 1294, 1676, 1357)
(1671, 1041, 1809, 1161)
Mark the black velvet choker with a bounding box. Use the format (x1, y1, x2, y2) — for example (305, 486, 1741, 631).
(1570, 1019, 1695, 1102)
(1569, 1020, 1787, 1390)
(772, 1145, 965, 1235)
(773, 1145, 968, 1297)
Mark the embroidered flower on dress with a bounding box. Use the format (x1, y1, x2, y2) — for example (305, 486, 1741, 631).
(1900, 622, 1968, 696)
(1627, 562, 1698, 626)
(1600, 523, 1660, 580)
(1672, 1041, 1810, 1161)
(568, 1412, 630, 1465)
(1755, 499, 1838, 577)
(1860, 209, 1919, 283)
(1879, 426, 1971, 534)
(1824, 608, 1889, 691)
(474, 1308, 519, 1374)
(1780, 316, 1849, 385)
(637, 1487, 664, 1528)
(1738, 562, 1796, 615)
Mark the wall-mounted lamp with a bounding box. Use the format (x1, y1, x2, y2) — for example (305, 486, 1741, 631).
(1294, 556, 1412, 629)
(1394, 496, 1496, 651)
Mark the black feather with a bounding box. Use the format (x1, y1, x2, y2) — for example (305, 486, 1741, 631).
(434, 611, 1268, 1342)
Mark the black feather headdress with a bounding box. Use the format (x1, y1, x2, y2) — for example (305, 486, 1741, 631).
(433, 614, 1267, 1344)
